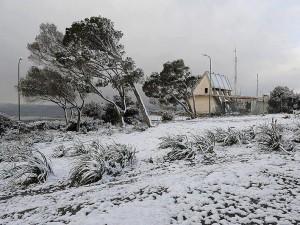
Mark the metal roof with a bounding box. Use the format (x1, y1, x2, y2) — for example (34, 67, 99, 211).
(210, 73, 232, 90)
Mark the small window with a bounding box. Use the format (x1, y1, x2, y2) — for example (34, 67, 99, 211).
(205, 88, 208, 94)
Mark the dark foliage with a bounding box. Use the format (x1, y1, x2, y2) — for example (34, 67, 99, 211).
(102, 95, 140, 125)
(0, 113, 14, 136)
(268, 86, 295, 113)
(161, 111, 174, 122)
(82, 102, 102, 119)
(143, 59, 198, 118)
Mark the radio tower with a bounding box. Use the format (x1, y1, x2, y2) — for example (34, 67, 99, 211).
(256, 74, 259, 97)
(234, 48, 238, 96)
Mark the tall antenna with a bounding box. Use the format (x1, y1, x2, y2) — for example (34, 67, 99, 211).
(234, 48, 237, 96)
(256, 74, 259, 97)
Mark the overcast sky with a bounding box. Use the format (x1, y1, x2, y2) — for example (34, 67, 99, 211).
(0, 0, 300, 103)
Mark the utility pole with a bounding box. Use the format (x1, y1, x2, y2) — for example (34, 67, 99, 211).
(256, 74, 259, 97)
(234, 48, 237, 96)
(203, 54, 212, 116)
(18, 57, 22, 121)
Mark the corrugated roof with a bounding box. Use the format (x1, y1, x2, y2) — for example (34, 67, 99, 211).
(210, 74, 232, 90)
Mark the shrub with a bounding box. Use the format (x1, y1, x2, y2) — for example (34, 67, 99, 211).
(0, 113, 15, 136)
(292, 133, 300, 143)
(13, 150, 53, 185)
(69, 142, 136, 186)
(192, 134, 215, 154)
(52, 145, 67, 158)
(0, 141, 32, 162)
(124, 108, 140, 125)
(257, 119, 294, 154)
(291, 122, 300, 143)
(159, 135, 188, 149)
(102, 95, 139, 125)
(82, 102, 102, 119)
(162, 134, 216, 161)
(102, 103, 121, 125)
(164, 147, 196, 161)
(66, 119, 103, 132)
(214, 128, 227, 143)
(161, 111, 174, 122)
(223, 128, 241, 146)
(213, 128, 241, 146)
(212, 127, 255, 146)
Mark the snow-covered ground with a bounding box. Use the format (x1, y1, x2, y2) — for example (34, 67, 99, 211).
(1, 114, 300, 225)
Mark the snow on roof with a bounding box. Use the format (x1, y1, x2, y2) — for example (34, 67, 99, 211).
(210, 73, 232, 91)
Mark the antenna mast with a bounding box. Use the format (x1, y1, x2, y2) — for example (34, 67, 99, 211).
(234, 48, 237, 96)
(256, 74, 259, 97)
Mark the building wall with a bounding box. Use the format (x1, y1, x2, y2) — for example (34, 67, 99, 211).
(189, 95, 218, 114)
(251, 99, 269, 114)
(193, 72, 210, 96)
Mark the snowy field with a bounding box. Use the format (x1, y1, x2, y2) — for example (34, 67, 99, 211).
(0, 114, 300, 225)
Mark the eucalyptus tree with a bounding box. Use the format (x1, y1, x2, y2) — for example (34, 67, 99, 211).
(19, 67, 88, 131)
(143, 59, 198, 118)
(61, 16, 152, 127)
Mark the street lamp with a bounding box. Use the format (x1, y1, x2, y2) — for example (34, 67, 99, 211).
(203, 54, 212, 116)
(18, 57, 22, 121)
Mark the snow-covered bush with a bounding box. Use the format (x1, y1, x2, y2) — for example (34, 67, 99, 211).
(52, 145, 67, 158)
(82, 102, 103, 119)
(0, 163, 15, 179)
(257, 119, 294, 154)
(13, 150, 53, 185)
(73, 139, 89, 155)
(0, 113, 15, 136)
(212, 128, 241, 146)
(213, 128, 227, 143)
(162, 134, 216, 161)
(192, 134, 215, 155)
(240, 126, 256, 143)
(291, 122, 300, 143)
(223, 128, 241, 146)
(132, 123, 148, 132)
(0, 141, 32, 162)
(69, 142, 136, 186)
(161, 111, 174, 122)
(212, 127, 255, 146)
(292, 129, 300, 143)
(159, 135, 188, 149)
(52, 140, 89, 158)
(164, 147, 196, 161)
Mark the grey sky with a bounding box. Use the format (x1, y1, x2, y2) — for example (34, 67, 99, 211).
(0, 0, 300, 103)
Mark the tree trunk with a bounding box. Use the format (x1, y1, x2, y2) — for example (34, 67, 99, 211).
(63, 108, 69, 126)
(192, 93, 197, 118)
(130, 83, 153, 127)
(114, 104, 125, 127)
(76, 109, 81, 132)
(185, 98, 196, 119)
(171, 94, 194, 118)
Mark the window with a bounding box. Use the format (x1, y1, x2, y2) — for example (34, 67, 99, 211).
(205, 88, 208, 94)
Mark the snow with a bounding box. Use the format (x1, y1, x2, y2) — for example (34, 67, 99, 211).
(0, 114, 300, 225)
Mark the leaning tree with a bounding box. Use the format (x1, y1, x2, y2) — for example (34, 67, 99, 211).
(19, 67, 88, 131)
(28, 20, 151, 128)
(143, 59, 198, 118)
(61, 16, 152, 127)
